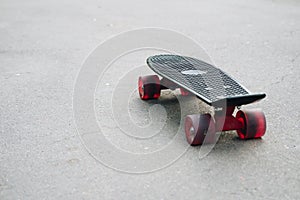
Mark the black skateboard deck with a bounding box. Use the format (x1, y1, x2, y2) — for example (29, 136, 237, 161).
(147, 54, 266, 106)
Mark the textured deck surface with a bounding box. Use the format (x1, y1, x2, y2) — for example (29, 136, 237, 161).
(147, 55, 249, 103)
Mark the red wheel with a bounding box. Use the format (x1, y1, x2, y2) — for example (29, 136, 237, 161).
(236, 110, 266, 139)
(180, 88, 192, 96)
(184, 114, 216, 145)
(138, 75, 161, 100)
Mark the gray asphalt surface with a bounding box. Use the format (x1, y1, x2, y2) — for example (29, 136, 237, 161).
(1, 0, 300, 199)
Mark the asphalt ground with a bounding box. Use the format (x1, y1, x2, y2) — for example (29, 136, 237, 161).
(1, 0, 299, 199)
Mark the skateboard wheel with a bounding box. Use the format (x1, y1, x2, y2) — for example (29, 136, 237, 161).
(138, 75, 161, 100)
(236, 110, 266, 139)
(180, 88, 192, 96)
(184, 114, 216, 146)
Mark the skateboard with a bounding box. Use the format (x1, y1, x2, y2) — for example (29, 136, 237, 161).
(138, 54, 266, 145)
